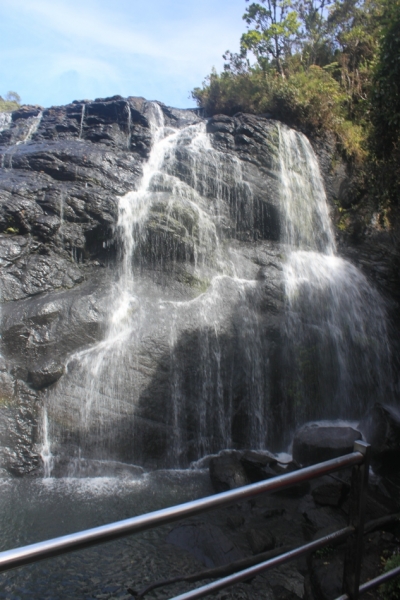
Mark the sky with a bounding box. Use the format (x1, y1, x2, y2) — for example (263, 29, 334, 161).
(0, 0, 246, 110)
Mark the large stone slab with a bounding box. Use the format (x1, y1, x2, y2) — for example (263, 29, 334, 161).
(292, 422, 362, 466)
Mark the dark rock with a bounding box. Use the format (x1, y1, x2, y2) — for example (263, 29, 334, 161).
(292, 423, 362, 466)
(166, 522, 243, 568)
(12, 106, 43, 120)
(246, 527, 276, 554)
(31, 214, 61, 239)
(302, 506, 347, 532)
(358, 403, 400, 475)
(311, 482, 348, 507)
(263, 508, 285, 519)
(272, 585, 302, 600)
(240, 449, 278, 482)
(0, 361, 41, 475)
(226, 514, 245, 530)
(27, 359, 65, 389)
(209, 452, 250, 492)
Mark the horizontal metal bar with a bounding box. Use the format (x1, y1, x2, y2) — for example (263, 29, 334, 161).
(169, 526, 355, 600)
(0, 451, 363, 574)
(335, 565, 400, 600)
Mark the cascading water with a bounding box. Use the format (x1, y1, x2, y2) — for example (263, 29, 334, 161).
(43, 111, 392, 473)
(0, 110, 43, 168)
(0, 112, 12, 133)
(40, 407, 54, 478)
(78, 104, 85, 140)
(16, 111, 43, 145)
(277, 123, 392, 432)
(44, 103, 268, 470)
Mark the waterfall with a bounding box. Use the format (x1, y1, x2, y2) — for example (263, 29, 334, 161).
(278, 126, 335, 254)
(42, 113, 392, 471)
(0, 111, 43, 168)
(16, 111, 43, 145)
(44, 103, 268, 468)
(277, 123, 392, 432)
(0, 112, 12, 133)
(78, 104, 85, 140)
(125, 102, 132, 149)
(41, 407, 54, 478)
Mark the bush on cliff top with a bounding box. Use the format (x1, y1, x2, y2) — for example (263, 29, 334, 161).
(0, 91, 21, 112)
(192, 0, 391, 164)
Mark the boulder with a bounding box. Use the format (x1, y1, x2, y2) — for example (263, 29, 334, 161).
(240, 449, 278, 482)
(27, 359, 65, 389)
(358, 403, 400, 475)
(209, 452, 250, 493)
(292, 423, 362, 466)
(166, 522, 243, 568)
(311, 482, 349, 507)
(246, 527, 276, 554)
(358, 403, 400, 453)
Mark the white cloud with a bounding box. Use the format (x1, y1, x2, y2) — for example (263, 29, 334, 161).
(2, 0, 245, 107)
(9, 0, 242, 65)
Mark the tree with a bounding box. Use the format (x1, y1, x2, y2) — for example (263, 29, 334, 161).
(369, 0, 400, 204)
(294, 0, 335, 66)
(240, 0, 300, 75)
(371, 0, 400, 158)
(5, 91, 21, 104)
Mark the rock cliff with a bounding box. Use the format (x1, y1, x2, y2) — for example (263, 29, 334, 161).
(0, 96, 398, 475)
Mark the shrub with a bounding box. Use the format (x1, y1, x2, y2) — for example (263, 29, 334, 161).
(380, 553, 400, 600)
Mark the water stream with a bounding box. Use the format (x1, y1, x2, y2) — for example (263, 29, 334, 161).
(0, 112, 12, 133)
(42, 110, 392, 472)
(277, 124, 392, 431)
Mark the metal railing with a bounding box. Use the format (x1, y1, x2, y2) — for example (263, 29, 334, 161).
(0, 440, 398, 599)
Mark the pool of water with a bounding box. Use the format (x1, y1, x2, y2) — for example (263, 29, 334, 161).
(0, 469, 218, 600)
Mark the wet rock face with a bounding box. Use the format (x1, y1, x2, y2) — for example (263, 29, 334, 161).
(0, 96, 394, 475)
(0, 98, 291, 474)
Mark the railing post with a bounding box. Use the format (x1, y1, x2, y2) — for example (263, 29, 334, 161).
(342, 440, 371, 600)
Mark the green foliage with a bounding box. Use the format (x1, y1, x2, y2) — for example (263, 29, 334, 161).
(371, 0, 400, 157)
(368, 0, 400, 203)
(0, 90, 21, 112)
(192, 64, 365, 160)
(314, 544, 334, 558)
(192, 0, 400, 214)
(380, 553, 400, 600)
(241, 0, 300, 74)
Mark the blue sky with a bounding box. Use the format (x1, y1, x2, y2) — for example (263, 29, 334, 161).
(0, 0, 246, 109)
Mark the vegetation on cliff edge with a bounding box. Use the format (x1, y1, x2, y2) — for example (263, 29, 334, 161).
(0, 91, 21, 112)
(192, 0, 400, 213)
